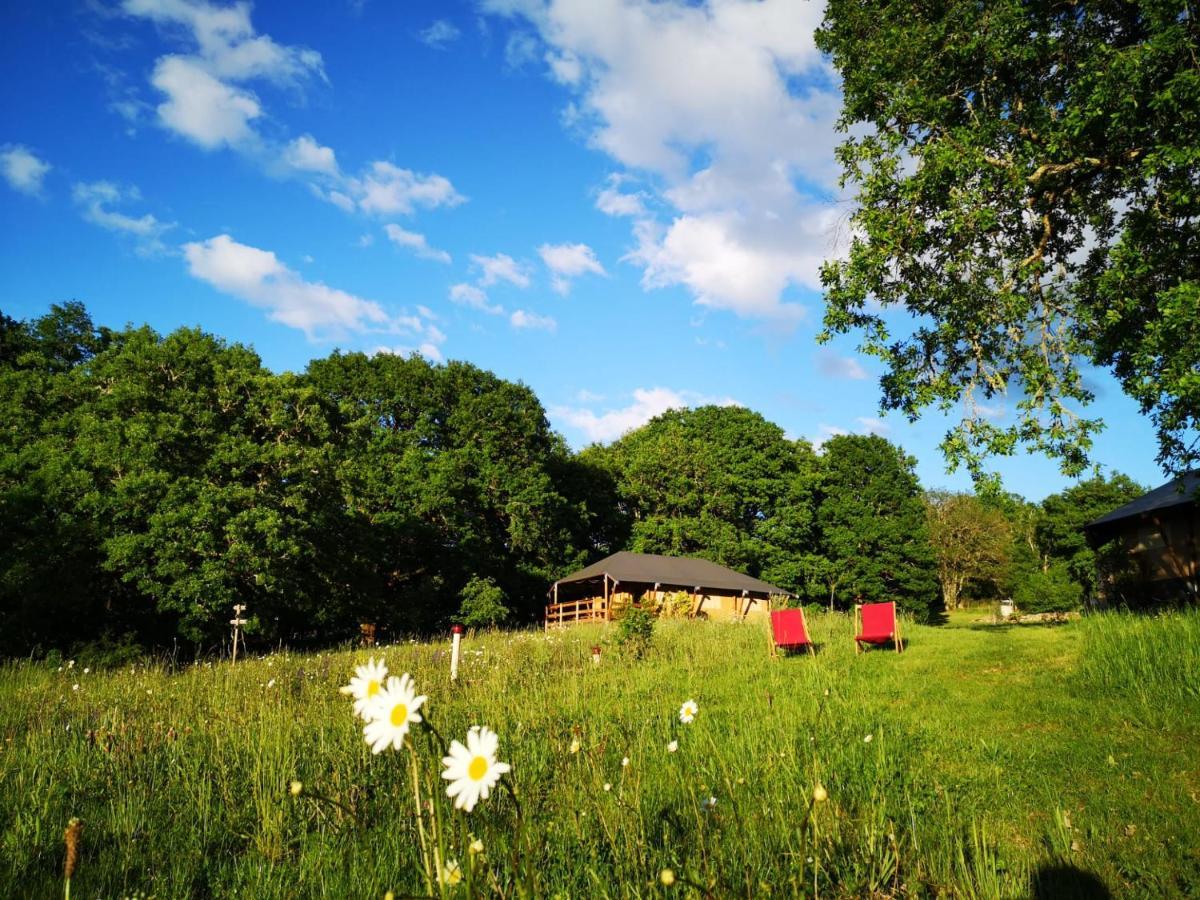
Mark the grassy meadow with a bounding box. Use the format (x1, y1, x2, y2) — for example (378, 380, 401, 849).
(2, 609, 1199, 898)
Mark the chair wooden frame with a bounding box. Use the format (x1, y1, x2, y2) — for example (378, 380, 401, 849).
(854, 601, 904, 654)
(769, 607, 815, 659)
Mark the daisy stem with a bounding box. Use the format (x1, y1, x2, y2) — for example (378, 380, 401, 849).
(408, 745, 435, 897)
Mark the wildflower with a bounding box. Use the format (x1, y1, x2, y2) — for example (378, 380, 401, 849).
(702, 796, 717, 811)
(737, 777, 745, 785)
(266, 678, 276, 689)
(289, 781, 303, 797)
(343, 657, 389, 720)
(863, 734, 873, 743)
(439, 859, 463, 886)
(660, 868, 676, 887)
(385, 892, 395, 900)
(621, 756, 630, 768)
(813, 784, 828, 803)
(442, 725, 511, 812)
(603, 782, 612, 792)
(83, 668, 90, 675)
(469, 838, 484, 855)
(569, 737, 581, 754)
(68, 660, 75, 669)
(72, 684, 80, 692)
(667, 740, 678, 753)
(362, 674, 427, 753)
(679, 700, 699, 724)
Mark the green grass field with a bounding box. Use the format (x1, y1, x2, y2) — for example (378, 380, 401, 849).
(2, 609, 1199, 898)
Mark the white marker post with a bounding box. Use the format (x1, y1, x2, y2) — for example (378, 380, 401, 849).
(450, 624, 463, 682)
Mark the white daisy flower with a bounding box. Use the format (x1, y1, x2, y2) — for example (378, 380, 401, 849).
(863, 733, 873, 743)
(603, 782, 612, 792)
(667, 740, 679, 753)
(621, 756, 630, 767)
(441, 725, 511, 812)
(439, 859, 463, 886)
(702, 795, 717, 811)
(343, 657, 389, 720)
(362, 674, 427, 753)
(679, 700, 699, 724)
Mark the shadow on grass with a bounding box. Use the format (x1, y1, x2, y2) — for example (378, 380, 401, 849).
(1031, 864, 1111, 899)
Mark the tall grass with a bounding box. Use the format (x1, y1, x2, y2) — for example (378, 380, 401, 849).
(1077, 607, 1200, 716)
(1, 611, 1197, 897)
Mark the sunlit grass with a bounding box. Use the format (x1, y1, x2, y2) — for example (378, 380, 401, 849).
(1, 609, 1198, 897)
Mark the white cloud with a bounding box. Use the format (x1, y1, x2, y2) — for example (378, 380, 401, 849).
(284, 135, 338, 175)
(510, 309, 557, 331)
(122, 0, 325, 86)
(384, 224, 451, 263)
(418, 19, 461, 48)
(855, 416, 890, 435)
(482, 0, 843, 321)
(595, 175, 646, 217)
(811, 423, 850, 453)
(816, 349, 868, 380)
(73, 181, 174, 253)
(183, 233, 391, 338)
(0, 145, 51, 195)
(551, 386, 739, 444)
(150, 54, 261, 149)
(352, 161, 465, 215)
(449, 282, 503, 315)
(538, 241, 605, 294)
(472, 252, 532, 288)
(375, 342, 445, 363)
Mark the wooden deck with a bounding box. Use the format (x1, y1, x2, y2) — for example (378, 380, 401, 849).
(544, 598, 610, 630)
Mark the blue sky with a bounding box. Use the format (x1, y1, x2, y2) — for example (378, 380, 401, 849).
(0, 0, 1169, 500)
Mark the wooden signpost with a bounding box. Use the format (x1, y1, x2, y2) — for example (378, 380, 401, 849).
(230, 604, 248, 663)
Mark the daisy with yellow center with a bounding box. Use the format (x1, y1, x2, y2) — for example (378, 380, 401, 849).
(439, 859, 463, 887)
(362, 673, 427, 753)
(679, 699, 699, 724)
(441, 725, 511, 812)
(342, 657, 389, 721)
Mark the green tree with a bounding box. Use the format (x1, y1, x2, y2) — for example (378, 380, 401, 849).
(816, 435, 940, 620)
(593, 405, 820, 592)
(925, 491, 1012, 610)
(456, 577, 510, 628)
(1035, 473, 1146, 599)
(303, 351, 595, 629)
(817, 1, 1200, 481)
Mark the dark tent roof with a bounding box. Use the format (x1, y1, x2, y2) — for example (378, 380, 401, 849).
(1084, 470, 1200, 541)
(551, 551, 791, 597)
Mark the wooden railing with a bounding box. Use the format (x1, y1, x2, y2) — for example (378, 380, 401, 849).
(544, 598, 609, 630)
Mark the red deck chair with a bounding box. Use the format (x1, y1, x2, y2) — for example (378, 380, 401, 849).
(770, 608, 814, 657)
(854, 601, 903, 653)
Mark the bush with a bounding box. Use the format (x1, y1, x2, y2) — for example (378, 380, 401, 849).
(456, 577, 510, 629)
(1013, 564, 1083, 613)
(614, 606, 655, 659)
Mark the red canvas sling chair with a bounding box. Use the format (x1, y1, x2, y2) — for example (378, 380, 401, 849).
(770, 608, 814, 657)
(854, 601, 903, 653)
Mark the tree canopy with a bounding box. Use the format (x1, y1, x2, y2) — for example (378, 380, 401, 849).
(817, 1, 1200, 483)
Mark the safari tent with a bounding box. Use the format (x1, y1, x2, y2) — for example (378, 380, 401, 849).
(1084, 470, 1199, 605)
(545, 551, 791, 628)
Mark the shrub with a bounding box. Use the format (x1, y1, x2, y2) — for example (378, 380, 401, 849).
(456, 577, 510, 629)
(1013, 564, 1082, 613)
(614, 605, 655, 659)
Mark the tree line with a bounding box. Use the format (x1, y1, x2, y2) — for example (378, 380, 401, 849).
(0, 303, 1145, 657)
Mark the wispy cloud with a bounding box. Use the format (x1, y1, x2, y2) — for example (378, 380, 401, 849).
(418, 19, 461, 49)
(1, 144, 51, 195)
(510, 309, 556, 331)
(472, 252, 531, 288)
(816, 349, 868, 380)
(552, 386, 739, 444)
(538, 241, 606, 294)
(384, 224, 451, 263)
(449, 282, 503, 315)
(73, 181, 174, 254)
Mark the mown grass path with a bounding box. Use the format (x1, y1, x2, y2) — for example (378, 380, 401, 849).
(1, 610, 1198, 897)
